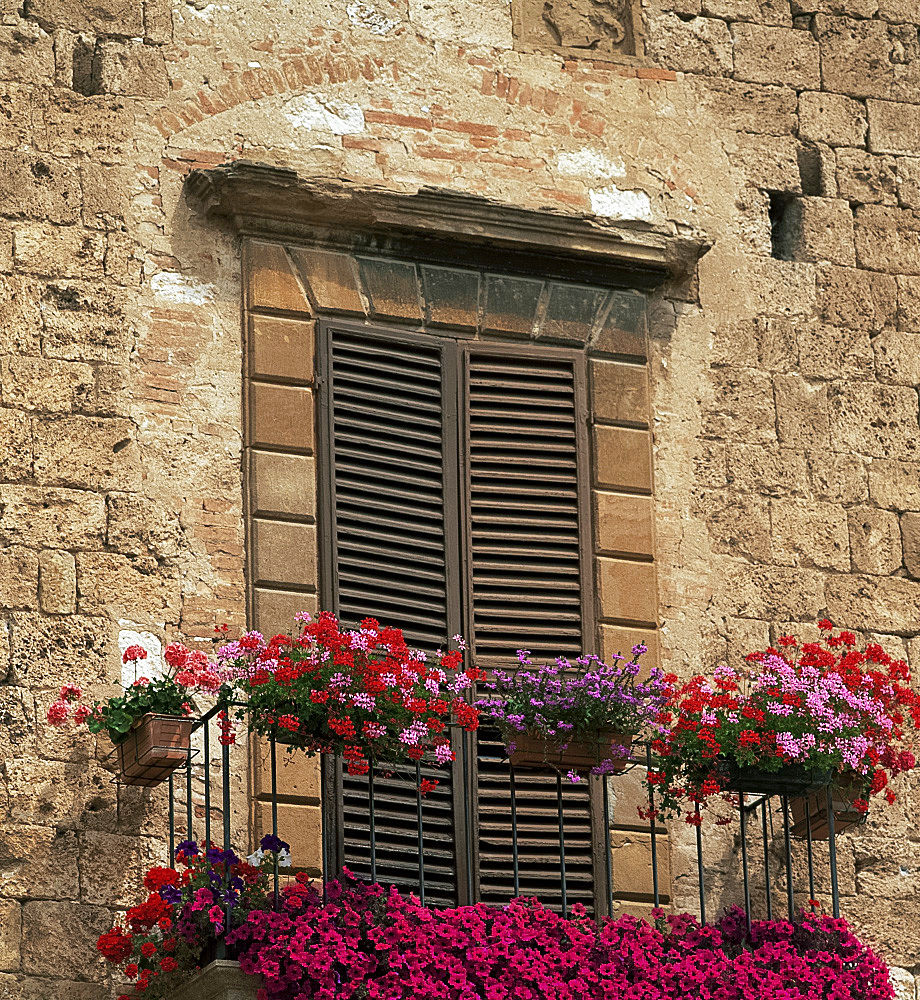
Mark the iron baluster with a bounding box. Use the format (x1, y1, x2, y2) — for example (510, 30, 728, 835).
(782, 795, 794, 920)
(509, 767, 520, 899)
(556, 773, 568, 917)
(827, 787, 840, 918)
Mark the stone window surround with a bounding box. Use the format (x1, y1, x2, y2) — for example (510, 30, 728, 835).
(184, 158, 709, 897)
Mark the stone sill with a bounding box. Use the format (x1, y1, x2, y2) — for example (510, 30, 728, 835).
(164, 960, 259, 1000)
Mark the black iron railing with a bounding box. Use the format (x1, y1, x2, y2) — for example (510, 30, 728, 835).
(161, 705, 844, 929)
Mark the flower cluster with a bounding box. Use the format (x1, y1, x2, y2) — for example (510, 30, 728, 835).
(47, 642, 222, 744)
(648, 623, 920, 820)
(476, 645, 667, 774)
(222, 612, 481, 780)
(225, 871, 893, 1000)
(97, 836, 289, 998)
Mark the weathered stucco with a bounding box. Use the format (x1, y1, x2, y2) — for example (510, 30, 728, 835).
(3, 0, 920, 993)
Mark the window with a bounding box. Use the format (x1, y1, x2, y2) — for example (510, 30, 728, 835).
(318, 321, 601, 910)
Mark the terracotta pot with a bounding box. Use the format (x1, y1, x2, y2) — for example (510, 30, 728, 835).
(790, 773, 868, 840)
(508, 730, 632, 775)
(115, 713, 194, 787)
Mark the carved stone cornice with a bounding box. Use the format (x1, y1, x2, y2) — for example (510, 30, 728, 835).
(184, 161, 709, 290)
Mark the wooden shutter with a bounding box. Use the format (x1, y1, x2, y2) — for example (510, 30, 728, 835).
(319, 325, 597, 913)
(464, 346, 598, 913)
(321, 325, 461, 906)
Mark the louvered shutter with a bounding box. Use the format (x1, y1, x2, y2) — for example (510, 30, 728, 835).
(464, 347, 598, 913)
(323, 326, 461, 906)
(320, 325, 597, 913)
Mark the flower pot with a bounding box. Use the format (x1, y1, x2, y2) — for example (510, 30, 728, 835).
(508, 731, 632, 775)
(115, 713, 194, 787)
(790, 773, 868, 840)
(720, 761, 834, 797)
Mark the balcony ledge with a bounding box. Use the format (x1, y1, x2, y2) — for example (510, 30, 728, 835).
(162, 960, 259, 1000)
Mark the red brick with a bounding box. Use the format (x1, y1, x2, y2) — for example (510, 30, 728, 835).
(365, 110, 432, 130)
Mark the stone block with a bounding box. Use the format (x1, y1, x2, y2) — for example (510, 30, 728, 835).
(76, 552, 179, 619)
(288, 247, 366, 316)
(80, 163, 131, 227)
(251, 519, 317, 589)
(250, 451, 316, 520)
(874, 331, 920, 386)
(599, 624, 660, 668)
(252, 587, 317, 636)
(144, 0, 173, 42)
(610, 829, 671, 899)
(816, 266, 897, 333)
(593, 426, 653, 493)
(40, 282, 132, 364)
(249, 315, 314, 383)
(0, 356, 94, 412)
(0, 901, 19, 972)
(0, 486, 106, 547)
(250, 383, 314, 453)
(826, 573, 920, 632)
(245, 241, 311, 314)
(0, 408, 31, 481)
(798, 91, 867, 147)
(775, 196, 856, 266)
(771, 499, 850, 571)
(693, 490, 772, 561)
(815, 15, 920, 102)
(38, 549, 77, 614)
(79, 831, 164, 907)
(774, 375, 829, 448)
(644, 14, 732, 76)
(855, 204, 920, 275)
(702, 369, 776, 444)
(12, 223, 105, 279)
(848, 506, 902, 574)
(829, 382, 920, 460)
(93, 38, 167, 97)
(420, 265, 480, 330)
(597, 557, 658, 626)
(723, 615, 771, 670)
(726, 443, 809, 498)
(902, 512, 920, 578)
(33, 415, 140, 491)
(0, 547, 39, 610)
(594, 491, 655, 558)
(608, 768, 653, 830)
(417, 0, 512, 48)
(790, 0, 877, 13)
(703, 0, 790, 22)
(0, 22, 54, 83)
(0, 826, 80, 901)
(878, 0, 920, 19)
(715, 558, 825, 619)
(868, 100, 920, 156)
(835, 148, 898, 205)
(591, 290, 648, 357)
(798, 323, 874, 380)
(869, 459, 920, 510)
(0, 973, 112, 1000)
(591, 360, 649, 426)
(898, 276, 920, 330)
(254, 800, 323, 874)
(732, 23, 819, 88)
(253, 738, 321, 802)
(25, 0, 144, 34)
(898, 157, 920, 211)
(21, 901, 110, 981)
(106, 493, 182, 559)
(695, 79, 798, 136)
(727, 134, 802, 193)
(0, 152, 79, 224)
(808, 451, 868, 504)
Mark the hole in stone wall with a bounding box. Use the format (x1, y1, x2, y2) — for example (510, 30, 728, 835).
(767, 191, 796, 260)
(797, 145, 823, 197)
(72, 37, 99, 96)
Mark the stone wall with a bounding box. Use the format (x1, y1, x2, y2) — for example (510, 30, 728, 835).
(2, 0, 920, 994)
